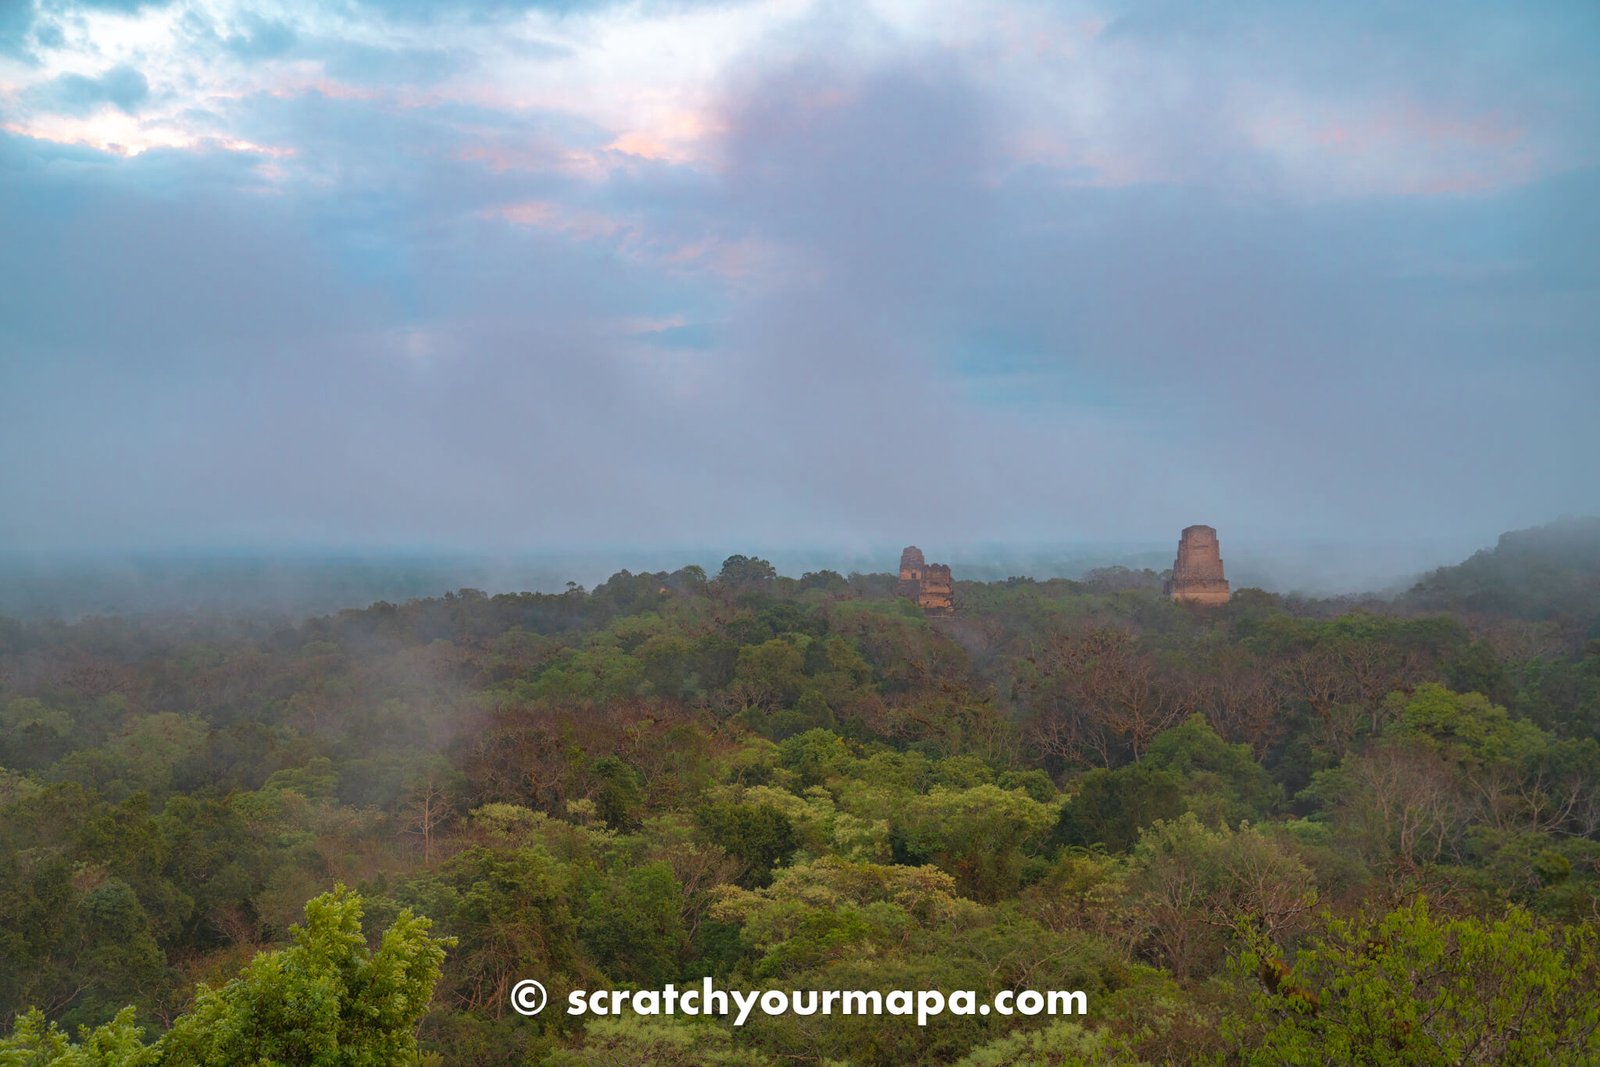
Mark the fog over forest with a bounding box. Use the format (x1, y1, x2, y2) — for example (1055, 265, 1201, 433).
(0, 531, 1497, 621)
(4, 3, 1600, 1063)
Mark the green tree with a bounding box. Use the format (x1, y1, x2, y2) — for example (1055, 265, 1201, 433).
(1237, 898, 1600, 1065)
(731, 640, 808, 712)
(954, 1020, 1142, 1066)
(0, 887, 450, 1067)
(67, 879, 170, 1027)
(711, 858, 974, 979)
(543, 1017, 774, 1066)
(0, 1008, 159, 1067)
(403, 846, 579, 1018)
(896, 784, 1059, 901)
(589, 757, 645, 831)
(1141, 716, 1281, 825)
(1055, 764, 1188, 854)
(697, 802, 798, 888)
(158, 886, 450, 1066)
(1127, 814, 1317, 980)
(716, 556, 778, 589)
(580, 863, 685, 985)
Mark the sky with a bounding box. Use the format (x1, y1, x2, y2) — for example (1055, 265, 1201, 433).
(2, 0, 1598, 559)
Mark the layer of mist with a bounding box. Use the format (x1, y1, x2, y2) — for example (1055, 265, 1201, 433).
(0, 533, 1492, 622)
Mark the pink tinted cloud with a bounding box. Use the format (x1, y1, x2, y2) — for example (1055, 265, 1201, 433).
(488, 199, 622, 240)
(659, 233, 808, 286)
(1241, 92, 1548, 198)
(454, 141, 612, 180)
(484, 195, 804, 287)
(1315, 102, 1524, 154)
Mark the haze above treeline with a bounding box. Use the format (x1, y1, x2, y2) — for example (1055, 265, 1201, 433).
(3, 2, 1599, 577)
(1, 520, 1588, 621)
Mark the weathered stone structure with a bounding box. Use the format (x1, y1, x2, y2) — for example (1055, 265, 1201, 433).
(920, 564, 955, 617)
(897, 546, 927, 599)
(1165, 525, 1231, 605)
(897, 546, 955, 617)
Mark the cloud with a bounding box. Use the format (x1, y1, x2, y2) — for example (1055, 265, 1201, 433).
(29, 64, 151, 115)
(222, 15, 297, 60)
(350, 0, 753, 27)
(316, 42, 467, 86)
(0, 2, 34, 58)
(74, 0, 178, 9)
(0, 0, 1597, 557)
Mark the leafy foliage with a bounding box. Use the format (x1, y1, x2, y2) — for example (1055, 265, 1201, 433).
(0, 887, 449, 1066)
(1236, 899, 1600, 1065)
(3, 528, 1600, 1063)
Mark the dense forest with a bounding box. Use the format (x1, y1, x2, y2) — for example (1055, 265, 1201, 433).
(4, 520, 1600, 1064)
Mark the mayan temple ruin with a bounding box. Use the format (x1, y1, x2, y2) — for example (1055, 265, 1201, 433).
(1164, 525, 1231, 605)
(897, 546, 955, 617)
